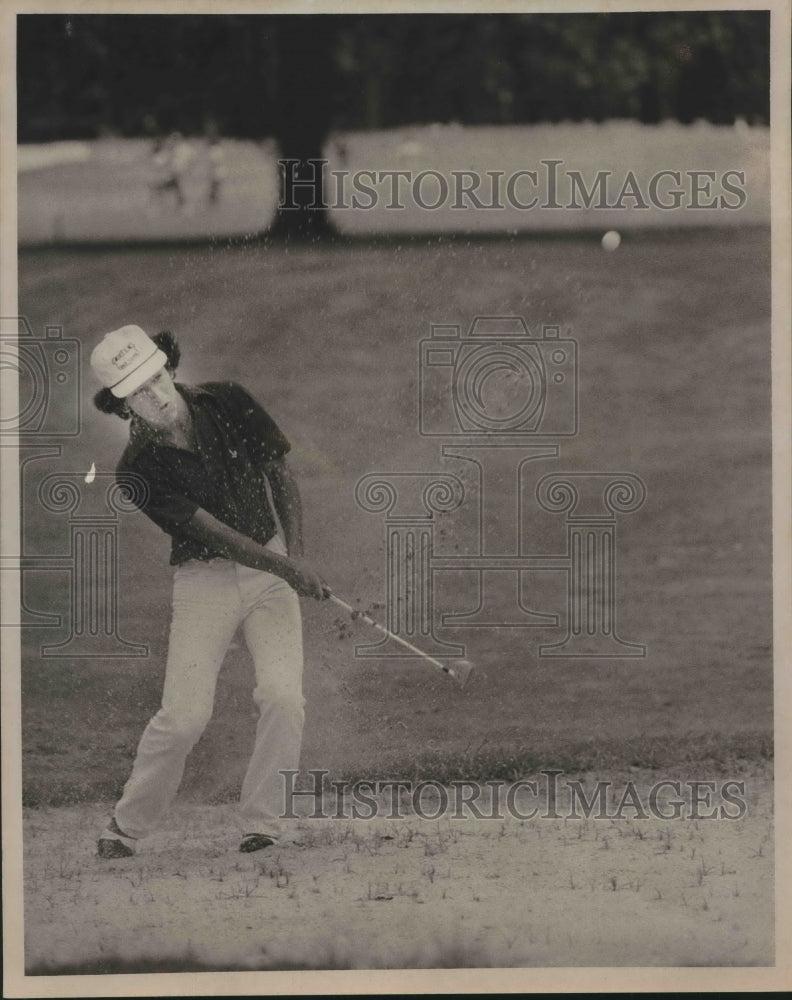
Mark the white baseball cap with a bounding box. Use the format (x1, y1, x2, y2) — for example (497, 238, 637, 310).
(90, 325, 167, 398)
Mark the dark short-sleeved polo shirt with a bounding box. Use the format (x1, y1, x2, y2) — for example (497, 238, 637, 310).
(117, 381, 290, 565)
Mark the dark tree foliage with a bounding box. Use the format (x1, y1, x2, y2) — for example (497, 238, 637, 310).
(17, 12, 770, 236)
(17, 11, 770, 140)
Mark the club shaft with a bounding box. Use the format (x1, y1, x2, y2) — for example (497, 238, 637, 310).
(327, 593, 453, 676)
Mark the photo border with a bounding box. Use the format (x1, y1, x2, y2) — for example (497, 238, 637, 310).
(2, 1, 789, 996)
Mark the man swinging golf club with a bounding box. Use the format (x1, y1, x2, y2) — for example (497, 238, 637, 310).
(90, 325, 326, 858)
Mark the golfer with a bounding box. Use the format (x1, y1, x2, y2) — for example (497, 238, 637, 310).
(90, 325, 326, 857)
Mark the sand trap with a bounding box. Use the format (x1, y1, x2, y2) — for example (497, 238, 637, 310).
(22, 769, 773, 973)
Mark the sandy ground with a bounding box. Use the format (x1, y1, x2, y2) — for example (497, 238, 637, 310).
(22, 770, 773, 972)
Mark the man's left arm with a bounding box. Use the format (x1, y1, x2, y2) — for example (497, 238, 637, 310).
(265, 456, 305, 558)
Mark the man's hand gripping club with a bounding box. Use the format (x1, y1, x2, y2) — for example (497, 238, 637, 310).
(185, 508, 328, 599)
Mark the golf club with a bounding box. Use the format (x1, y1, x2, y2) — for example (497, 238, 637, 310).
(325, 591, 475, 689)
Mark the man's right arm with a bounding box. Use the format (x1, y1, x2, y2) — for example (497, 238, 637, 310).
(185, 507, 326, 599)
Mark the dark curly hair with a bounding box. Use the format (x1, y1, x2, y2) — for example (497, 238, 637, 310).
(93, 330, 181, 419)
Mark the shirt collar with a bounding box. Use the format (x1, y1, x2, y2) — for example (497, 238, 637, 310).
(175, 382, 215, 403)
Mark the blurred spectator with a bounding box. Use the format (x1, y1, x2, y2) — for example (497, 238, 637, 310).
(148, 132, 195, 214)
(207, 137, 228, 206)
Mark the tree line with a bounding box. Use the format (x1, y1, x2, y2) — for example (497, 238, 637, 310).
(18, 11, 770, 143)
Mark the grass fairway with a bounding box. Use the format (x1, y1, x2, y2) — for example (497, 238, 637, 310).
(17, 227, 772, 808)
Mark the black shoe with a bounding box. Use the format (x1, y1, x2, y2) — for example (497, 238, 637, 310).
(97, 817, 136, 858)
(239, 833, 276, 853)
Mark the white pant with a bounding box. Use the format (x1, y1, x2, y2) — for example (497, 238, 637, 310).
(115, 537, 304, 841)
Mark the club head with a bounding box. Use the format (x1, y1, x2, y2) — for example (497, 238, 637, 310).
(448, 658, 475, 689)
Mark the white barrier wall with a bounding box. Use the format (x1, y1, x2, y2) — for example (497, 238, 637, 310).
(17, 121, 769, 244)
(325, 120, 769, 234)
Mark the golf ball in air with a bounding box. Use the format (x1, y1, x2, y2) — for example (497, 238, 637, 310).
(601, 230, 621, 251)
